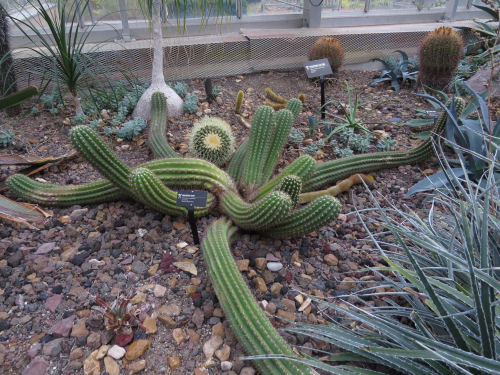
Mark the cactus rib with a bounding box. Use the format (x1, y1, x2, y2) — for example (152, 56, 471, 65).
(266, 196, 342, 239)
(304, 98, 465, 191)
(148, 92, 178, 158)
(202, 218, 314, 375)
(227, 139, 248, 182)
(285, 98, 303, 119)
(129, 167, 213, 217)
(220, 191, 292, 231)
(275, 175, 302, 208)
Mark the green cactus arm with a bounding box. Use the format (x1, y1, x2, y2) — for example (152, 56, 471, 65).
(275, 175, 302, 208)
(252, 155, 316, 202)
(70, 126, 132, 193)
(220, 191, 292, 231)
(0, 86, 38, 110)
(202, 218, 314, 375)
(129, 167, 214, 217)
(303, 98, 466, 191)
(261, 109, 294, 183)
(285, 98, 303, 119)
(264, 196, 341, 239)
(265, 88, 287, 104)
(227, 138, 248, 182)
(5, 174, 125, 206)
(148, 92, 178, 158)
(234, 90, 244, 114)
(241, 105, 275, 188)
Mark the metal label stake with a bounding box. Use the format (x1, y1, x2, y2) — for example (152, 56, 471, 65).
(304, 58, 333, 120)
(176, 190, 208, 245)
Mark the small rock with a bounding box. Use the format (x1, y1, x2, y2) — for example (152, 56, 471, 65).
(27, 343, 41, 359)
(240, 367, 256, 375)
(128, 359, 146, 374)
(236, 259, 249, 272)
(215, 344, 231, 361)
(158, 315, 177, 328)
(22, 356, 49, 375)
(203, 335, 223, 359)
(265, 302, 277, 315)
(70, 347, 84, 360)
(142, 316, 157, 334)
(172, 328, 186, 345)
(254, 277, 267, 293)
(125, 339, 151, 361)
(212, 322, 224, 337)
(104, 356, 120, 375)
(221, 361, 233, 371)
(167, 356, 181, 370)
(192, 308, 204, 328)
(107, 345, 126, 360)
(35, 242, 56, 255)
(277, 309, 296, 322)
(83, 351, 100, 375)
(270, 282, 283, 296)
(267, 262, 283, 272)
(173, 261, 197, 275)
(131, 260, 148, 275)
(158, 303, 181, 317)
(153, 284, 166, 298)
(130, 292, 146, 304)
(42, 338, 62, 356)
(61, 247, 77, 262)
(115, 332, 134, 347)
(339, 277, 357, 290)
(71, 320, 89, 338)
(7, 250, 24, 267)
(96, 345, 109, 360)
(86, 332, 101, 349)
(48, 315, 75, 337)
(44, 294, 62, 313)
(255, 258, 267, 270)
(324, 254, 339, 266)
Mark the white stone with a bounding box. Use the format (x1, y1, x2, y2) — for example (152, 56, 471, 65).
(107, 345, 126, 360)
(267, 262, 283, 272)
(221, 361, 232, 371)
(153, 284, 167, 298)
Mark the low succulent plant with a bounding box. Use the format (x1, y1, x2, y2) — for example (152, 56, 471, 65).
(184, 93, 199, 114)
(30, 106, 40, 116)
(73, 112, 88, 125)
(376, 137, 397, 151)
(188, 117, 235, 166)
(169, 81, 188, 98)
(305, 143, 319, 155)
(89, 119, 101, 131)
(289, 128, 304, 144)
(117, 118, 147, 140)
(0, 129, 13, 148)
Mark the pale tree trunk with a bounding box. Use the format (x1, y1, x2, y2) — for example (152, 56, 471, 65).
(133, 0, 183, 121)
(73, 93, 83, 115)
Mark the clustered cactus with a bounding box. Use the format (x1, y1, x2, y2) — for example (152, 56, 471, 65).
(264, 88, 306, 112)
(188, 117, 235, 166)
(308, 36, 344, 72)
(5, 88, 465, 375)
(418, 26, 464, 90)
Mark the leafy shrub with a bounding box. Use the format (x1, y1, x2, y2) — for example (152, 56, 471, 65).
(117, 118, 147, 140)
(184, 93, 199, 114)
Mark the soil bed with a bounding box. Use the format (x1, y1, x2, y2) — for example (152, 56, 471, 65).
(0, 69, 491, 375)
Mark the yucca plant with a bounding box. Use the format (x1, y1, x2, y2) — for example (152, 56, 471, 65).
(8, 0, 101, 114)
(247, 132, 500, 374)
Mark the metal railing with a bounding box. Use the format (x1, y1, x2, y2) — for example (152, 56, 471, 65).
(2, 0, 485, 47)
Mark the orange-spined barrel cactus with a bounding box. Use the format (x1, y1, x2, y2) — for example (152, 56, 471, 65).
(418, 26, 464, 90)
(308, 37, 344, 72)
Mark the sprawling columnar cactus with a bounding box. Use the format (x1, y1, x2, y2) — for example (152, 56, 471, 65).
(303, 97, 466, 191)
(148, 92, 178, 158)
(285, 98, 303, 119)
(275, 175, 302, 208)
(226, 139, 248, 182)
(201, 218, 316, 375)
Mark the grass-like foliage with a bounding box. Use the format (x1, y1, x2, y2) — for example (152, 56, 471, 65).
(247, 138, 500, 374)
(8, 0, 104, 114)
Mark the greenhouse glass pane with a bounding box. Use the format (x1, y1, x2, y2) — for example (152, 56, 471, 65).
(370, 0, 416, 10)
(246, 0, 303, 15)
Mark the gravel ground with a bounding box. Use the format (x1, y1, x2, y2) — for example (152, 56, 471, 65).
(0, 69, 489, 375)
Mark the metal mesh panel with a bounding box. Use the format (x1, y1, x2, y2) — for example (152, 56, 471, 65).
(12, 29, 435, 87)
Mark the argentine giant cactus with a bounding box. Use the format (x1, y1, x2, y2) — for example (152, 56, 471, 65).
(149, 92, 178, 158)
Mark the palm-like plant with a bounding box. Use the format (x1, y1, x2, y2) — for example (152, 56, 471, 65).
(8, 0, 101, 114)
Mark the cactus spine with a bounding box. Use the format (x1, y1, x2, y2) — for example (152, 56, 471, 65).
(241, 105, 274, 188)
(234, 90, 244, 114)
(148, 92, 178, 158)
(418, 27, 463, 90)
(303, 98, 466, 191)
(308, 37, 344, 72)
(189, 117, 235, 166)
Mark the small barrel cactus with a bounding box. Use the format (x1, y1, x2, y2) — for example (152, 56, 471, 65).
(0, 129, 13, 148)
(308, 37, 344, 72)
(418, 26, 463, 90)
(189, 117, 235, 166)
